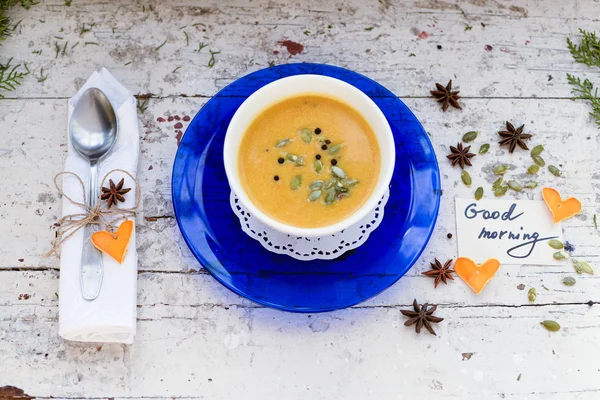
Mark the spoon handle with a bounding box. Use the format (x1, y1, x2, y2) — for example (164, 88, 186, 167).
(81, 160, 104, 300)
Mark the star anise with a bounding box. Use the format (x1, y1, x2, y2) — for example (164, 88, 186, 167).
(101, 178, 131, 208)
(430, 79, 462, 112)
(498, 121, 532, 153)
(400, 299, 444, 336)
(422, 258, 455, 288)
(447, 142, 475, 169)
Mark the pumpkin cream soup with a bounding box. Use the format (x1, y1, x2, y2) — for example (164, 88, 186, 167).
(238, 95, 381, 228)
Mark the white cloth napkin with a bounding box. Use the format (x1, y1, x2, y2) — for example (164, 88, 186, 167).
(58, 68, 139, 344)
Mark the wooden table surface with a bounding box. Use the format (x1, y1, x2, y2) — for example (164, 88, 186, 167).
(2, 0, 600, 398)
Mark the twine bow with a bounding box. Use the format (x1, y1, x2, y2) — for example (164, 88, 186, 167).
(45, 169, 141, 258)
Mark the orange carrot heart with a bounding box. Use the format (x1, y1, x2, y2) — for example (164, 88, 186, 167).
(454, 257, 500, 295)
(542, 187, 582, 223)
(91, 220, 134, 264)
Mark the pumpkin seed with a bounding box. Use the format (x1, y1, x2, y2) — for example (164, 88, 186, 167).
(580, 262, 594, 275)
(328, 144, 343, 155)
(308, 190, 322, 201)
(553, 251, 567, 260)
(494, 164, 509, 175)
(294, 155, 305, 166)
(532, 155, 545, 167)
(494, 186, 508, 197)
(508, 181, 522, 192)
(461, 170, 472, 187)
(290, 175, 302, 190)
(285, 153, 298, 162)
(478, 143, 490, 154)
(548, 239, 564, 249)
(341, 178, 359, 188)
(332, 166, 346, 179)
(524, 181, 538, 189)
(562, 276, 576, 286)
(310, 180, 324, 190)
(314, 159, 323, 173)
(528, 288, 536, 303)
(527, 164, 540, 174)
(573, 259, 594, 275)
(325, 188, 336, 204)
(462, 131, 478, 142)
(324, 178, 337, 190)
(475, 186, 484, 200)
(531, 144, 544, 156)
(335, 180, 349, 193)
(540, 320, 560, 332)
(492, 177, 503, 190)
(275, 138, 292, 148)
(299, 128, 312, 144)
(548, 165, 561, 177)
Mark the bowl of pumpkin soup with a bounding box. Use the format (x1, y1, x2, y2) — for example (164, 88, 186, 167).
(224, 75, 395, 237)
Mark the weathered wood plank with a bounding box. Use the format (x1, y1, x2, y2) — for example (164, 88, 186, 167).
(2, 296, 600, 398)
(1, 97, 598, 274)
(1, 0, 599, 99)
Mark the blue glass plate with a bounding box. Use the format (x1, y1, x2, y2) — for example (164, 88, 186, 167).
(172, 63, 441, 312)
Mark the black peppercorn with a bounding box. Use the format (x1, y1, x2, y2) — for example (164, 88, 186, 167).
(325, 139, 331, 144)
(321, 144, 328, 150)
(314, 128, 321, 134)
(315, 154, 321, 160)
(437, 45, 442, 50)
(331, 159, 337, 166)
(447, 233, 452, 239)
(274, 175, 279, 181)
(278, 157, 284, 164)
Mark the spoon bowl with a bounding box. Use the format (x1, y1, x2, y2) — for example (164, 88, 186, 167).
(70, 87, 118, 161)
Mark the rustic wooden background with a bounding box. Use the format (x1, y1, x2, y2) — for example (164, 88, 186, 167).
(1, 0, 600, 398)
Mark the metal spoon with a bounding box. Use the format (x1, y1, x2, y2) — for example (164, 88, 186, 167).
(69, 87, 118, 301)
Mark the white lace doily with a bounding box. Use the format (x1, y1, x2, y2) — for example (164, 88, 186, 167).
(230, 189, 389, 261)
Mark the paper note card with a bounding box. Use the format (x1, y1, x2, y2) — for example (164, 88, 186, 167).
(455, 198, 564, 265)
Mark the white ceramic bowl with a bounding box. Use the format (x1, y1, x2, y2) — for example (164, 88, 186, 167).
(223, 74, 395, 237)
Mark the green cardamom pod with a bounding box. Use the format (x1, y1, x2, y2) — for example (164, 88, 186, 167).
(530, 145, 544, 156)
(478, 143, 490, 154)
(475, 186, 483, 200)
(540, 320, 560, 332)
(528, 288, 536, 302)
(461, 170, 472, 187)
(532, 155, 545, 167)
(527, 165, 539, 174)
(548, 239, 564, 249)
(462, 131, 478, 142)
(553, 251, 567, 260)
(548, 165, 561, 177)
